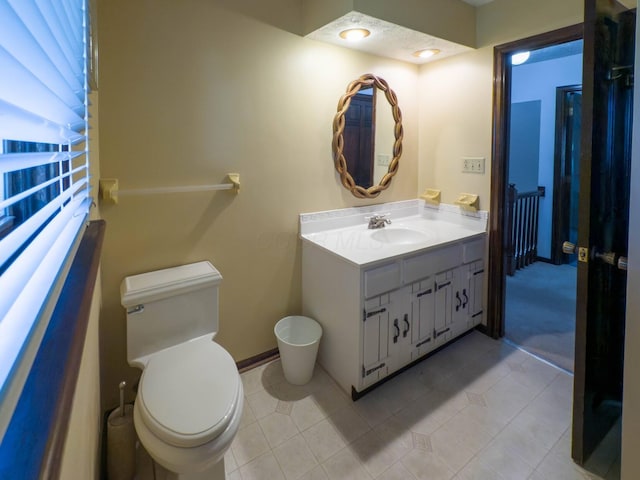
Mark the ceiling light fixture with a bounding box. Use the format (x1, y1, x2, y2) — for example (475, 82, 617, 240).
(413, 48, 441, 59)
(339, 28, 371, 41)
(511, 51, 530, 65)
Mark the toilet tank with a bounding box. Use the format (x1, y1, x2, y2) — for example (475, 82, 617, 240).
(121, 261, 222, 366)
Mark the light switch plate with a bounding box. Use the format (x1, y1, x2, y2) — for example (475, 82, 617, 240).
(462, 157, 485, 174)
(377, 154, 391, 166)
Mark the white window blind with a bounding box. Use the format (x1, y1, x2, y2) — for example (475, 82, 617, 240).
(0, 0, 90, 440)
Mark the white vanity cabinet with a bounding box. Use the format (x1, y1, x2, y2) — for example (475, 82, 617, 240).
(302, 232, 487, 399)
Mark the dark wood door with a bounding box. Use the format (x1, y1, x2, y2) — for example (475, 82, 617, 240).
(572, 0, 634, 465)
(343, 92, 375, 188)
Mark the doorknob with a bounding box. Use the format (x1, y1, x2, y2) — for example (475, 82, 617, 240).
(563, 241, 576, 254)
(595, 250, 616, 266)
(618, 256, 628, 271)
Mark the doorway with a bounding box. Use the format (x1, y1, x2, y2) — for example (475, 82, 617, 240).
(486, 23, 583, 339)
(488, 1, 635, 466)
(503, 41, 583, 373)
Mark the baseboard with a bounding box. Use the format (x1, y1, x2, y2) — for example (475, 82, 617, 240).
(236, 348, 280, 373)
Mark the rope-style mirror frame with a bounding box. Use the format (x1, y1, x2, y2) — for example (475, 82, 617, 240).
(332, 74, 403, 199)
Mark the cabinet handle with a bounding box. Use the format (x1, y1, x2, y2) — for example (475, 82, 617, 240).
(393, 319, 400, 343)
(455, 292, 461, 311)
(402, 314, 410, 337)
(462, 289, 468, 308)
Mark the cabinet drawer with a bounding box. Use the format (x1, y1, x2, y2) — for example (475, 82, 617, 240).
(364, 262, 401, 298)
(404, 244, 460, 283)
(403, 251, 435, 284)
(462, 237, 486, 263)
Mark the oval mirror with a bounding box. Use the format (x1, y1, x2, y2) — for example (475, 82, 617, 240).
(332, 74, 403, 198)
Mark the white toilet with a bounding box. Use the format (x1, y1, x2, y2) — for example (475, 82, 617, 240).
(121, 261, 243, 480)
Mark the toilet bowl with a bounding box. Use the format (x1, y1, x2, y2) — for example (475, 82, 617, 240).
(121, 262, 242, 479)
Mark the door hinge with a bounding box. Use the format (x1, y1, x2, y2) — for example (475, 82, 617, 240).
(365, 307, 387, 320)
(435, 327, 451, 338)
(363, 362, 386, 377)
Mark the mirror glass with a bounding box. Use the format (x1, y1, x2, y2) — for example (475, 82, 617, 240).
(333, 74, 403, 199)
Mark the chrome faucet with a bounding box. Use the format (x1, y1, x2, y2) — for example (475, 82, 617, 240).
(368, 214, 391, 229)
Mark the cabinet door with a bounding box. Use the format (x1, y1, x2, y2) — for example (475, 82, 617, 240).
(361, 295, 391, 388)
(386, 286, 413, 374)
(434, 270, 454, 347)
(410, 278, 435, 359)
(468, 260, 484, 327)
(451, 264, 471, 336)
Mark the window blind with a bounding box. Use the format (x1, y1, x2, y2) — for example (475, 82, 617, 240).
(0, 0, 90, 440)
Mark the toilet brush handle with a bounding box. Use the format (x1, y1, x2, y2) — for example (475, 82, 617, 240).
(119, 381, 126, 417)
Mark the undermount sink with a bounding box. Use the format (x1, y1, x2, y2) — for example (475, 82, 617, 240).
(370, 227, 430, 245)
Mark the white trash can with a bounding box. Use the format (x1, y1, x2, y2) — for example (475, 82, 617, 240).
(274, 316, 323, 385)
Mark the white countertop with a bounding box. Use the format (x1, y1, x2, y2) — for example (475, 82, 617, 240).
(300, 200, 488, 267)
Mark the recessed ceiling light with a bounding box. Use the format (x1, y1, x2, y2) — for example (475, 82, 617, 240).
(339, 28, 371, 41)
(511, 51, 530, 65)
(413, 48, 441, 59)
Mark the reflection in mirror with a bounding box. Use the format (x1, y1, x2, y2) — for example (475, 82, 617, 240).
(343, 87, 375, 188)
(333, 74, 403, 199)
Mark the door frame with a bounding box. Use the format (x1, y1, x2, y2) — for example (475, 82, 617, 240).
(487, 24, 584, 338)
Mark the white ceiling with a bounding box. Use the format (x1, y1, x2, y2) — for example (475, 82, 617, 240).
(306, 12, 473, 65)
(304, 0, 497, 65)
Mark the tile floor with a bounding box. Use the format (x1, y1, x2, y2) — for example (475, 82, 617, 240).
(225, 331, 620, 480)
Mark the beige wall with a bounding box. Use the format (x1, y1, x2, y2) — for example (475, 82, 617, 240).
(417, 0, 583, 210)
(417, 47, 494, 208)
(476, 0, 583, 48)
(97, 0, 419, 408)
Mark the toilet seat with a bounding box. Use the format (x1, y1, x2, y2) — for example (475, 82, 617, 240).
(137, 336, 240, 448)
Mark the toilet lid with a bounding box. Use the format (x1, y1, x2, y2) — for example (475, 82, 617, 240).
(137, 337, 240, 448)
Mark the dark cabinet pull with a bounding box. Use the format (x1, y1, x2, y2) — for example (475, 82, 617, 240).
(462, 289, 468, 308)
(437, 281, 451, 290)
(402, 314, 410, 337)
(417, 288, 432, 298)
(393, 319, 400, 343)
(455, 291, 461, 311)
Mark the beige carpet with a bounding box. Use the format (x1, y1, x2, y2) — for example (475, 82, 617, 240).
(505, 261, 577, 372)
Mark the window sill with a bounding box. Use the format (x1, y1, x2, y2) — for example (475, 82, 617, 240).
(0, 220, 105, 479)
